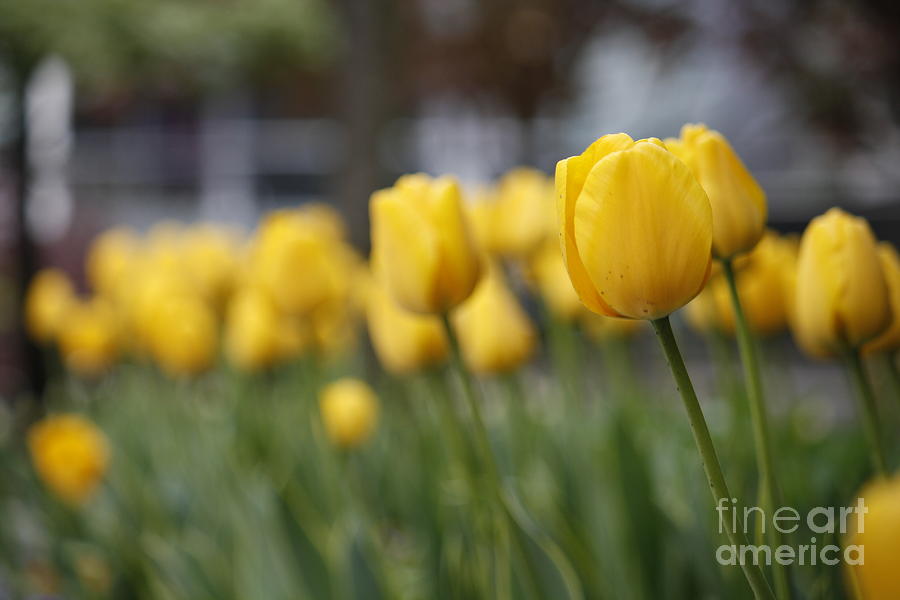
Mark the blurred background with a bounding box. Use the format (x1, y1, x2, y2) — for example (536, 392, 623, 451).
(2, 0, 900, 400)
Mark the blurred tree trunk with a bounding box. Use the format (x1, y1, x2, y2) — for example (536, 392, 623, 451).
(334, 0, 387, 250)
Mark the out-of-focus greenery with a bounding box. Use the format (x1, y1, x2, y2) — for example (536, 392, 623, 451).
(0, 329, 879, 599)
(0, 0, 339, 90)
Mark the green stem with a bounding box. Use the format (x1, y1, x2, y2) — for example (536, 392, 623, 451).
(440, 313, 500, 485)
(440, 313, 544, 599)
(846, 349, 888, 477)
(721, 259, 791, 600)
(651, 317, 775, 600)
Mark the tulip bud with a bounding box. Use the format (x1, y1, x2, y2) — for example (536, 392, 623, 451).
(527, 239, 582, 322)
(491, 167, 555, 257)
(182, 225, 241, 309)
(670, 124, 767, 259)
(319, 378, 379, 448)
(686, 231, 793, 337)
(86, 227, 139, 299)
(557, 134, 713, 320)
(370, 174, 481, 314)
(25, 269, 76, 343)
(224, 287, 282, 372)
(846, 476, 900, 599)
(366, 267, 448, 374)
(147, 294, 218, 377)
(452, 262, 536, 374)
(28, 414, 109, 505)
(793, 208, 891, 358)
(864, 243, 900, 355)
(58, 299, 120, 377)
(249, 211, 347, 316)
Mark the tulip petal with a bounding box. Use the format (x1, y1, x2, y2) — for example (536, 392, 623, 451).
(556, 133, 634, 316)
(428, 177, 482, 309)
(693, 130, 767, 258)
(573, 142, 712, 319)
(370, 188, 441, 313)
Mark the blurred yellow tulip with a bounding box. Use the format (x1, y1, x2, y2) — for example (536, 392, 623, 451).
(846, 476, 900, 599)
(319, 378, 379, 448)
(366, 268, 448, 374)
(57, 299, 120, 377)
(85, 227, 139, 298)
(491, 167, 555, 257)
(147, 295, 218, 377)
(182, 225, 241, 309)
(250, 211, 349, 316)
(527, 239, 582, 322)
(224, 287, 282, 371)
(686, 231, 793, 337)
(557, 133, 712, 320)
(370, 174, 481, 314)
(793, 208, 891, 358)
(452, 262, 536, 374)
(25, 269, 76, 343)
(295, 202, 347, 241)
(668, 124, 767, 259)
(864, 243, 900, 355)
(28, 414, 109, 505)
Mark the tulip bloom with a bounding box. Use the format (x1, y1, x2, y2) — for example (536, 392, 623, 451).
(224, 287, 283, 372)
(846, 476, 900, 599)
(147, 295, 218, 377)
(86, 227, 139, 299)
(557, 134, 713, 320)
(25, 269, 76, 343)
(366, 270, 448, 374)
(686, 232, 794, 337)
(793, 208, 891, 358)
(667, 124, 767, 259)
(452, 262, 536, 374)
(370, 174, 481, 314)
(28, 414, 109, 505)
(527, 239, 583, 322)
(864, 243, 900, 355)
(319, 378, 379, 448)
(58, 299, 120, 377)
(491, 168, 555, 257)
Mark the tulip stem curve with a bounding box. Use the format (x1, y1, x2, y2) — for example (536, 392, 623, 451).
(651, 316, 775, 600)
(721, 258, 792, 600)
(846, 349, 889, 477)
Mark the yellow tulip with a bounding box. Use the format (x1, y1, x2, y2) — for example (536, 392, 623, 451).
(147, 294, 218, 377)
(452, 262, 536, 374)
(527, 239, 582, 322)
(57, 299, 120, 377)
(224, 287, 282, 371)
(85, 227, 139, 298)
(295, 202, 347, 242)
(319, 378, 379, 448)
(249, 211, 348, 316)
(864, 244, 900, 355)
(366, 268, 448, 374)
(668, 124, 767, 259)
(686, 231, 793, 337)
(370, 174, 481, 314)
(846, 476, 900, 599)
(25, 269, 76, 343)
(182, 225, 241, 309)
(128, 264, 196, 354)
(793, 208, 891, 358)
(491, 167, 555, 257)
(28, 414, 109, 505)
(557, 133, 713, 320)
